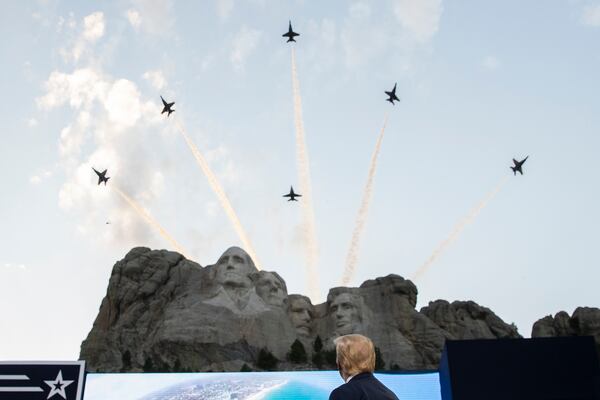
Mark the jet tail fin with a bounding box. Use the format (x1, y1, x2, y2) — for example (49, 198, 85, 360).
(511, 166, 517, 175)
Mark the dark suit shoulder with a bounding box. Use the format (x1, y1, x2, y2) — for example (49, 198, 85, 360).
(329, 385, 351, 400)
(330, 373, 399, 400)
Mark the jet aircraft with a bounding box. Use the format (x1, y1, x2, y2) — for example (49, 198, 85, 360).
(282, 21, 299, 42)
(161, 96, 175, 116)
(93, 168, 110, 185)
(511, 156, 529, 175)
(385, 83, 400, 105)
(283, 186, 302, 201)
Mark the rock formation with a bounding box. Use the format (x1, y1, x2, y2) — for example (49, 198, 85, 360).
(80, 246, 524, 372)
(532, 307, 600, 356)
(420, 300, 520, 340)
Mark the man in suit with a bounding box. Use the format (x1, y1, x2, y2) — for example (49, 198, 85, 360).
(329, 334, 399, 400)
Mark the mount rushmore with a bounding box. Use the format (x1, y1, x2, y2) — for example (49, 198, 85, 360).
(80, 246, 600, 372)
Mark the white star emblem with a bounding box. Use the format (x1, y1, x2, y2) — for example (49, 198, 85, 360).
(44, 370, 74, 399)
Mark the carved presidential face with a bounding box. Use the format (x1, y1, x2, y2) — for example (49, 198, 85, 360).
(330, 292, 362, 336)
(214, 247, 255, 289)
(255, 271, 287, 308)
(288, 296, 314, 336)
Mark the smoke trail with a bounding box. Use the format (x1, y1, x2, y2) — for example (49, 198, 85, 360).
(411, 176, 509, 280)
(112, 185, 191, 259)
(175, 120, 262, 270)
(341, 114, 389, 286)
(291, 47, 320, 301)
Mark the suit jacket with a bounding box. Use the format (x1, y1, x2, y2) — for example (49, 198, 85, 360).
(329, 372, 400, 400)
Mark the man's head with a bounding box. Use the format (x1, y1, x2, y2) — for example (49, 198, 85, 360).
(334, 334, 376, 380)
(254, 271, 287, 307)
(329, 291, 362, 335)
(288, 295, 314, 336)
(214, 246, 256, 289)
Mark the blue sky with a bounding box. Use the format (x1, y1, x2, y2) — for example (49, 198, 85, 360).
(1, 0, 599, 360)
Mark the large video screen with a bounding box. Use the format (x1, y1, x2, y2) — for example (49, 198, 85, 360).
(84, 371, 441, 400)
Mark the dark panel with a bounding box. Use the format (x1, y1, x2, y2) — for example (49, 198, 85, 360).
(439, 336, 600, 400)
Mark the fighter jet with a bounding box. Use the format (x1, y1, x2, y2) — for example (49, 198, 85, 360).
(511, 156, 529, 175)
(282, 21, 299, 42)
(93, 168, 110, 185)
(160, 96, 175, 116)
(283, 186, 302, 201)
(385, 83, 400, 105)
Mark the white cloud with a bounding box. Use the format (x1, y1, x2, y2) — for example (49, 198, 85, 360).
(83, 12, 105, 41)
(216, 0, 234, 20)
(58, 12, 106, 63)
(393, 0, 443, 43)
(3, 263, 26, 270)
(581, 4, 600, 27)
(482, 55, 500, 70)
(104, 79, 143, 130)
(27, 118, 38, 128)
(126, 9, 142, 29)
(38, 65, 171, 246)
(29, 170, 53, 185)
(230, 26, 262, 71)
(59, 125, 80, 157)
(58, 112, 91, 158)
(130, 0, 175, 36)
(142, 70, 167, 90)
(36, 68, 108, 110)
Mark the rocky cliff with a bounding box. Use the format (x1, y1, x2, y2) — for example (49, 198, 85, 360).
(80, 246, 523, 372)
(532, 307, 600, 356)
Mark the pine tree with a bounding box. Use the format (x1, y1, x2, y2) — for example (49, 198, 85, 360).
(312, 352, 324, 368)
(288, 339, 308, 363)
(256, 348, 279, 371)
(143, 357, 154, 372)
(240, 363, 252, 372)
(313, 335, 323, 353)
(323, 349, 337, 367)
(374, 346, 385, 370)
(120, 350, 132, 372)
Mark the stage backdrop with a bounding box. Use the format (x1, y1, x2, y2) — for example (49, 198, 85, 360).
(84, 370, 441, 400)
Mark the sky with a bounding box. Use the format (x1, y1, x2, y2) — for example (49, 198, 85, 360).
(1, 0, 599, 361)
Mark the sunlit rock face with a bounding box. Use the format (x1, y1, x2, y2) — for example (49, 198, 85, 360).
(81, 247, 525, 372)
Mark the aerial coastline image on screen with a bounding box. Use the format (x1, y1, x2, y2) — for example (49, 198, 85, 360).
(84, 370, 441, 400)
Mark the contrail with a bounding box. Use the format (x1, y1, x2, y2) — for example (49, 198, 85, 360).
(341, 113, 389, 286)
(112, 185, 191, 259)
(175, 120, 262, 270)
(411, 176, 509, 280)
(291, 47, 320, 301)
